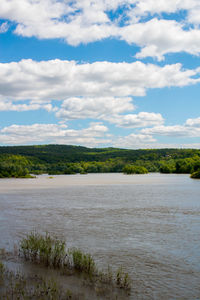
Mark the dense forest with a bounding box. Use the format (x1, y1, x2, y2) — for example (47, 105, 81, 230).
(0, 145, 200, 178)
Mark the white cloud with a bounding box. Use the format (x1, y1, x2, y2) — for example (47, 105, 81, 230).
(131, 0, 200, 26)
(114, 139, 200, 149)
(113, 133, 156, 148)
(56, 96, 134, 120)
(132, 0, 196, 18)
(0, 59, 199, 103)
(141, 117, 200, 137)
(185, 117, 200, 128)
(110, 116, 200, 149)
(0, 122, 109, 147)
(2, 0, 200, 58)
(1, 117, 200, 148)
(56, 97, 164, 128)
(0, 22, 9, 33)
(112, 114, 200, 147)
(120, 18, 200, 61)
(0, 100, 55, 112)
(106, 112, 164, 128)
(0, 0, 117, 45)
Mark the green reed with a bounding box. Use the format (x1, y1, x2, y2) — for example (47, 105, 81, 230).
(69, 248, 96, 276)
(19, 232, 132, 293)
(20, 232, 66, 268)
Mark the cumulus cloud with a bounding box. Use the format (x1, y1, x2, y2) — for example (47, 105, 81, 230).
(0, 59, 199, 103)
(0, 100, 55, 112)
(110, 116, 200, 149)
(2, 1, 200, 58)
(106, 112, 164, 128)
(113, 133, 156, 148)
(0, 122, 109, 146)
(141, 117, 200, 137)
(112, 115, 200, 148)
(1, 116, 200, 147)
(0, 22, 9, 33)
(56, 96, 134, 120)
(0, 0, 117, 45)
(120, 18, 200, 61)
(55, 97, 164, 128)
(185, 117, 200, 128)
(132, 0, 196, 19)
(0, 59, 198, 131)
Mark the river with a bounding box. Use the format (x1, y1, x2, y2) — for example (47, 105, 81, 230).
(0, 173, 200, 299)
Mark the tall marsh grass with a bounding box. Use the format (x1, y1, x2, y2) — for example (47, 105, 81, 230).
(20, 232, 66, 268)
(19, 232, 131, 293)
(69, 248, 96, 276)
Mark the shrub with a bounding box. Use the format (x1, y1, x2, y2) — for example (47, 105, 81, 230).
(190, 169, 200, 179)
(123, 164, 148, 174)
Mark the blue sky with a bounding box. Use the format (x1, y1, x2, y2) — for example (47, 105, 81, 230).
(0, 0, 200, 148)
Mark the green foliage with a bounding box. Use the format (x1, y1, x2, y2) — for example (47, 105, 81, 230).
(159, 159, 176, 173)
(0, 145, 200, 177)
(69, 248, 96, 276)
(123, 164, 148, 174)
(190, 169, 200, 179)
(116, 266, 131, 291)
(19, 232, 132, 293)
(0, 154, 33, 178)
(20, 232, 66, 268)
(175, 156, 200, 174)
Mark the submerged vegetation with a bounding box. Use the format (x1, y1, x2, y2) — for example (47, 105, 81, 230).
(0, 260, 79, 300)
(20, 232, 66, 268)
(0, 232, 132, 299)
(0, 145, 200, 177)
(19, 232, 131, 292)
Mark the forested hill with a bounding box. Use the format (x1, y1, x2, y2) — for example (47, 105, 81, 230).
(0, 144, 200, 163)
(0, 144, 200, 177)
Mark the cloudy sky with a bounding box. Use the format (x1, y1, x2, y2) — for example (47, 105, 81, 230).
(0, 0, 200, 148)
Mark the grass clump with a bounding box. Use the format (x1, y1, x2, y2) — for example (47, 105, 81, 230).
(69, 248, 96, 276)
(19, 232, 132, 295)
(116, 266, 131, 291)
(20, 232, 66, 268)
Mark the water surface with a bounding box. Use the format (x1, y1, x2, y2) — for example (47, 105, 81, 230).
(0, 173, 200, 299)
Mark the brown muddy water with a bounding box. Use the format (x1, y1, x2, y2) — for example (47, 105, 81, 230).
(0, 173, 200, 299)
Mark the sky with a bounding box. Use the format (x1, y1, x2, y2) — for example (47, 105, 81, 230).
(0, 0, 200, 149)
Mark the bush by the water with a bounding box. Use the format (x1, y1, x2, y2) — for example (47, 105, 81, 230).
(190, 169, 200, 179)
(123, 165, 148, 174)
(0, 155, 34, 178)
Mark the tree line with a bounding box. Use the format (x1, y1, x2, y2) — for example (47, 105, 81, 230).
(0, 145, 200, 178)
